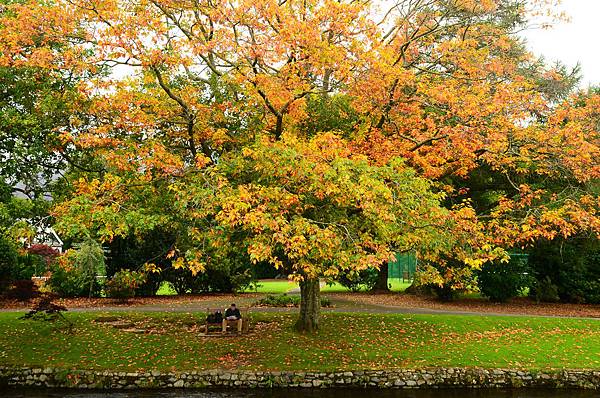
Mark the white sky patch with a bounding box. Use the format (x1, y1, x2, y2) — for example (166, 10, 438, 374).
(521, 0, 600, 88)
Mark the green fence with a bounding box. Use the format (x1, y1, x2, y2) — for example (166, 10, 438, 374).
(389, 252, 417, 281)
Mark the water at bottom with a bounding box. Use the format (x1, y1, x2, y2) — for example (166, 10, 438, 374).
(1, 388, 597, 398)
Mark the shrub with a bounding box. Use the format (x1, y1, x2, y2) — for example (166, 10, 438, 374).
(534, 276, 560, 303)
(15, 253, 45, 280)
(20, 293, 72, 331)
(48, 240, 106, 298)
(74, 239, 106, 297)
(336, 268, 379, 292)
(105, 230, 174, 296)
(167, 269, 201, 295)
(528, 237, 600, 303)
(48, 262, 102, 297)
(3, 279, 40, 301)
(167, 263, 256, 294)
(48, 251, 104, 298)
(428, 284, 461, 301)
(106, 270, 146, 301)
(107, 229, 257, 296)
(412, 257, 476, 301)
(27, 244, 60, 267)
(576, 281, 600, 304)
(477, 256, 531, 302)
(409, 278, 464, 301)
(0, 243, 46, 284)
(0, 236, 18, 292)
(251, 261, 280, 279)
(230, 268, 254, 293)
(320, 296, 332, 307)
(256, 294, 300, 307)
(255, 294, 332, 307)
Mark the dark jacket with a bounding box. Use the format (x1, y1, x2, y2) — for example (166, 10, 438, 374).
(225, 307, 241, 319)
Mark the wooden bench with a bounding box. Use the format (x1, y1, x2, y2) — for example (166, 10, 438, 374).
(204, 307, 250, 335)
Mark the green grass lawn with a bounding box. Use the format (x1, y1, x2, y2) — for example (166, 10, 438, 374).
(247, 278, 413, 294)
(245, 280, 299, 294)
(156, 280, 299, 295)
(321, 278, 412, 293)
(1, 311, 600, 372)
(388, 278, 412, 292)
(156, 281, 178, 296)
(157, 278, 412, 296)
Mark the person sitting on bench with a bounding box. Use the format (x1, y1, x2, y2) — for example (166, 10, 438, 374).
(222, 303, 242, 332)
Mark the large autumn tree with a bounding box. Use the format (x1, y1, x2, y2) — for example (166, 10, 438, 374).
(46, 0, 457, 331)
(3, 0, 599, 329)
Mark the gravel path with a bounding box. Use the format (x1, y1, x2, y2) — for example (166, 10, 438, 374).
(3, 295, 600, 320)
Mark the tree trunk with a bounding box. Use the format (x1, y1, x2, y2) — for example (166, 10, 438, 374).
(296, 278, 320, 333)
(372, 261, 390, 292)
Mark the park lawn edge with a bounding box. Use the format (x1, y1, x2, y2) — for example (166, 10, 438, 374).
(1, 311, 600, 373)
(4, 365, 600, 390)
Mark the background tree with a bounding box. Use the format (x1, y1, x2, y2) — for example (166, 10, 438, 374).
(73, 238, 106, 298)
(0, 0, 95, 197)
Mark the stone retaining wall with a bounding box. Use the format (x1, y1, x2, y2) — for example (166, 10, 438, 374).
(1, 367, 599, 390)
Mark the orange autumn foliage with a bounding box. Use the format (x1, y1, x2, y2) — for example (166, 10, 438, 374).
(2, 0, 598, 300)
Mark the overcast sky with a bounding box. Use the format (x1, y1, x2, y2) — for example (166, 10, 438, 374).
(521, 0, 599, 87)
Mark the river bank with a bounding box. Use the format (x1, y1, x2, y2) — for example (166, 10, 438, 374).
(2, 366, 600, 390)
(4, 387, 600, 398)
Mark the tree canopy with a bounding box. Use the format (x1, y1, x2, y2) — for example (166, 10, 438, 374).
(1, 0, 598, 330)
